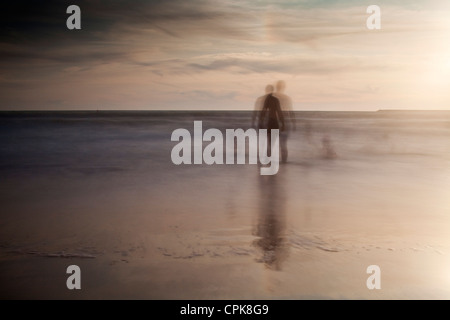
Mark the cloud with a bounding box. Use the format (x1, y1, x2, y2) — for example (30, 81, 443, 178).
(0, 0, 433, 69)
(1, 0, 450, 110)
(178, 90, 238, 101)
(0, 0, 261, 72)
(131, 51, 390, 77)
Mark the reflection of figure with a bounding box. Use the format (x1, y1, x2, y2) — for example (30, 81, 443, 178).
(274, 80, 295, 163)
(258, 85, 285, 157)
(254, 174, 288, 270)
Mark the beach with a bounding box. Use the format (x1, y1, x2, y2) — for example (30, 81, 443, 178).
(1, 110, 450, 299)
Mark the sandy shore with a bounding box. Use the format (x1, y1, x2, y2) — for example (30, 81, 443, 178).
(1, 159, 450, 299)
(1, 111, 450, 299)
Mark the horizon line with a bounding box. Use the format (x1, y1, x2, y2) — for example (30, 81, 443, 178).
(1, 109, 450, 113)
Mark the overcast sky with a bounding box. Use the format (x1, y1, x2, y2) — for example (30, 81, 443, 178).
(1, 0, 449, 111)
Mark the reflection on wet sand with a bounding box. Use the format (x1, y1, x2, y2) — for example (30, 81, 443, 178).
(253, 170, 288, 270)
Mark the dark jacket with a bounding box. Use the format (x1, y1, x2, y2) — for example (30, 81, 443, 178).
(259, 94, 285, 130)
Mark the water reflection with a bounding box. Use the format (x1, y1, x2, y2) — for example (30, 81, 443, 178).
(253, 171, 288, 270)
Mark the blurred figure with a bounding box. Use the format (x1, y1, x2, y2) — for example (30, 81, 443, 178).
(253, 173, 288, 270)
(252, 84, 272, 129)
(257, 85, 285, 157)
(274, 80, 296, 163)
(321, 135, 337, 159)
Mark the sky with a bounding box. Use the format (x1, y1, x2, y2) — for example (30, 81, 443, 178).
(0, 0, 449, 111)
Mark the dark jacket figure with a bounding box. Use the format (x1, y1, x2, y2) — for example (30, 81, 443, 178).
(259, 93, 285, 131)
(258, 86, 284, 158)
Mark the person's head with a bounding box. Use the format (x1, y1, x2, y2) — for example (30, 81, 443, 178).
(276, 80, 286, 93)
(265, 84, 274, 94)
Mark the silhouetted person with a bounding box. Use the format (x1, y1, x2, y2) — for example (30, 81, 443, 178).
(258, 85, 285, 157)
(274, 80, 295, 163)
(252, 84, 273, 129)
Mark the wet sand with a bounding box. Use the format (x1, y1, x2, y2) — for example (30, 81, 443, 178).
(1, 111, 450, 299)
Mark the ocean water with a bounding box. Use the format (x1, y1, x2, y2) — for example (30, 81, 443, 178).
(1, 110, 449, 175)
(1, 110, 450, 299)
